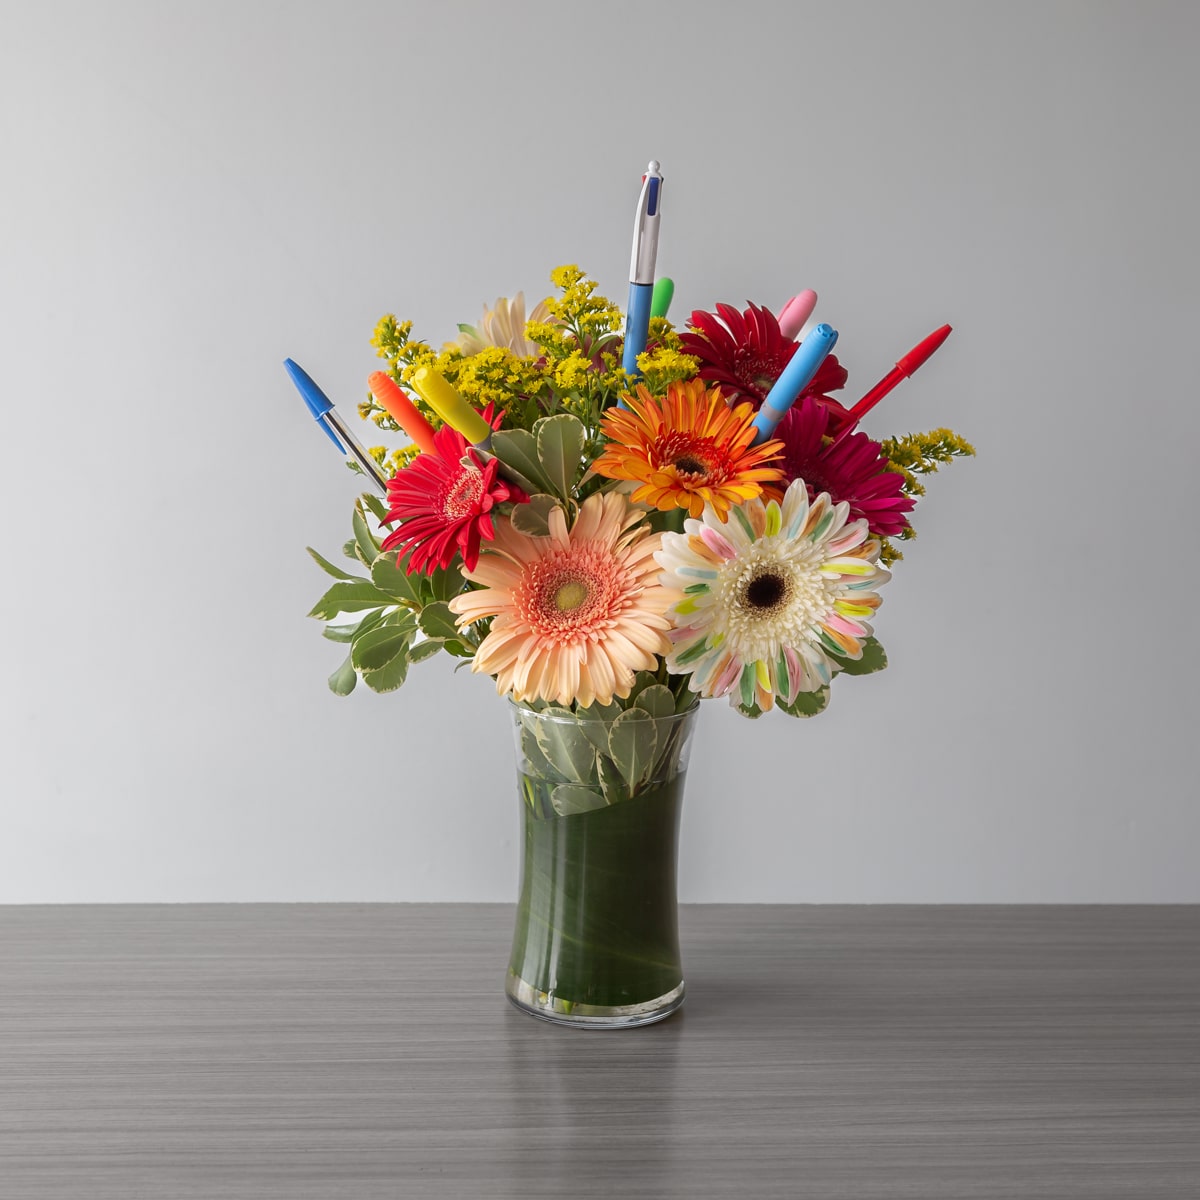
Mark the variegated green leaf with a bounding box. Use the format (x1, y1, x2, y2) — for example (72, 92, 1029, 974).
(608, 708, 659, 790)
(550, 783, 607, 816)
(534, 414, 587, 500)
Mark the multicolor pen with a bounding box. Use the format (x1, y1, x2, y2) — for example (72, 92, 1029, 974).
(284, 358, 390, 493)
(750, 323, 839, 446)
(621, 159, 664, 386)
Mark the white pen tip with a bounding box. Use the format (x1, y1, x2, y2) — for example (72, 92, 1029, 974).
(648, 159, 660, 173)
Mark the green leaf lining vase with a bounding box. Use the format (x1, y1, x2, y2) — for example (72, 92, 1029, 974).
(506, 699, 699, 1027)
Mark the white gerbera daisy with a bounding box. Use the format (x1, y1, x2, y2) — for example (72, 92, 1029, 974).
(654, 479, 890, 713)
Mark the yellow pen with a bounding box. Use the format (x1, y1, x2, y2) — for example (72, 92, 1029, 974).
(410, 366, 493, 448)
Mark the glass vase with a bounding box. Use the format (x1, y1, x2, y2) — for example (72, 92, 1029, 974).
(506, 698, 699, 1028)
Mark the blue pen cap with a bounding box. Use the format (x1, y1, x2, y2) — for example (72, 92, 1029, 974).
(284, 357, 345, 451)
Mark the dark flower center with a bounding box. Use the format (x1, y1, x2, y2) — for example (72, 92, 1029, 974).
(742, 570, 790, 613)
(733, 350, 782, 397)
(673, 455, 708, 476)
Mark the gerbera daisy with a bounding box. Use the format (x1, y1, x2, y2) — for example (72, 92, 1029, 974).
(448, 292, 552, 358)
(679, 302, 850, 422)
(380, 412, 526, 573)
(654, 479, 889, 713)
(772, 397, 915, 538)
(447, 493, 672, 708)
(593, 379, 784, 520)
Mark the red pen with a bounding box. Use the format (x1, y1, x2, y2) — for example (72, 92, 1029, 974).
(836, 324, 953, 437)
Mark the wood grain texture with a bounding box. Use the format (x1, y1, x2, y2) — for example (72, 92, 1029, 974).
(1, 905, 1197, 1198)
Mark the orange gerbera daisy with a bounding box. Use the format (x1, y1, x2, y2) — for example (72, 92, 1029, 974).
(594, 379, 784, 519)
(447, 493, 673, 709)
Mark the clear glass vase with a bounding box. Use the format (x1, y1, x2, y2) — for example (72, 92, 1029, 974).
(506, 698, 699, 1028)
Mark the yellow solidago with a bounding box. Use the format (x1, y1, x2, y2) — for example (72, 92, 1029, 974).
(879, 428, 976, 499)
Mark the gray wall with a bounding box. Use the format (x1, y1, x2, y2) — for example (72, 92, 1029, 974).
(2, 1, 1196, 902)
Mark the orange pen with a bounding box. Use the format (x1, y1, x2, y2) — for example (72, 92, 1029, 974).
(368, 371, 439, 457)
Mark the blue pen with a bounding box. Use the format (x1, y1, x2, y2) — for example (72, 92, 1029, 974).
(620, 160, 664, 391)
(750, 324, 839, 445)
(284, 358, 390, 493)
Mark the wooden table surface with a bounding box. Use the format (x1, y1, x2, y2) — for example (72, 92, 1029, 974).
(1, 905, 1197, 1198)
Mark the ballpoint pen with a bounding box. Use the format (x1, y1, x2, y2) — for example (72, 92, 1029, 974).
(368, 371, 438, 457)
(777, 290, 818, 340)
(829, 325, 953, 447)
(650, 276, 674, 321)
(750, 323, 839, 445)
(410, 366, 493, 449)
(284, 358, 390, 493)
(621, 159, 664, 386)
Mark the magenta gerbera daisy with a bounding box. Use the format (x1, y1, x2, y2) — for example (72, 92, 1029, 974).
(679, 302, 850, 421)
(771, 397, 915, 538)
(380, 412, 526, 573)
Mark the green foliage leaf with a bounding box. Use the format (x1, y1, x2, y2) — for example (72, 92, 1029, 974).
(360, 650, 410, 693)
(352, 499, 381, 567)
(574, 702, 621, 755)
(597, 754, 630, 806)
(550, 783, 608, 816)
(634, 684, 675, 720)
(418, 601, 460, 641)
(779, 686, 831, 719)
(361, 491, 394, 527)
(327, 655, 357, 696)
(408, 639, 444, 664)
(322, 608, 388, 643)
(534, 710, 597, 784)
(626, 671, 660, 705)
(489, 429, 553, 496)
(307, 546, 361, 582)
(424, 563, 464, 603)
(308, 579, 394, 620)
(520, 722, 562, 783)
(607, 708, 659, 790)
(371, 551, 422, 605)
(830, 637, 888, 677)
(534, 414, 586, 500)
(350, 618, 415, 673)
(509, 494, 564, 538)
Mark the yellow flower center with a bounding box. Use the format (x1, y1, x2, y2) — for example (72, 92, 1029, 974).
(554, 579, 589, 612)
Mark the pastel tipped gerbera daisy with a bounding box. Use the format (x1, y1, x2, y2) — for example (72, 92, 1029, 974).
(772, 397, 915, 538)
(380, 412, 526, 573)
(593, 379, 785, 520)
(654, 479, 890, 713)
(447, 493, 672, 708)
(678, 302, 850, 422)
(448, 292, 552, 358)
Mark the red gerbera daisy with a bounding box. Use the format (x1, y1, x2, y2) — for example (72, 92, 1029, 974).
(679, 302, 850, 422)
(771, 396, 915, 538)
(380, 411, 526, 573)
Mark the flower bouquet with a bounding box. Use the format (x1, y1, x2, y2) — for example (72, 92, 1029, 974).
(291, 165, 972, 1026)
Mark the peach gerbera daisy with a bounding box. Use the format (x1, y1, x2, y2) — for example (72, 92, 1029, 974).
(447, 493, 673, 708)
(593, 379, 784, 520)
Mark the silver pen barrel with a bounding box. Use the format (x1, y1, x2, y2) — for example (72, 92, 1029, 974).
(324, 409, 390, 494)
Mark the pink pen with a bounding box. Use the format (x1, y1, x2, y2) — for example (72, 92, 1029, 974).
(777, 290, 817, 340)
